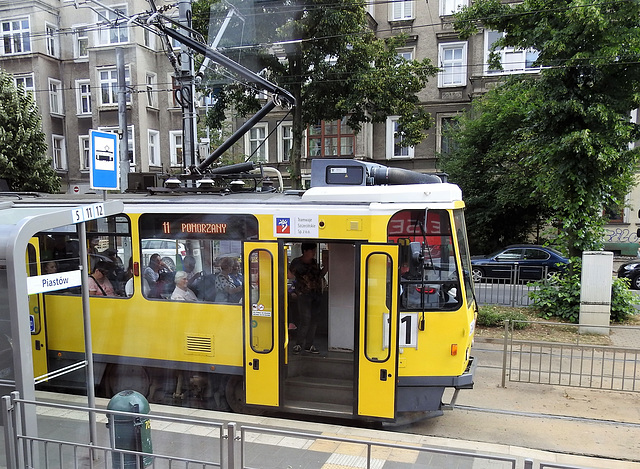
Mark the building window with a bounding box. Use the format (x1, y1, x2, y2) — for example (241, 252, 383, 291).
(146, 73, 157, 107)
(97, 7, 128, 45)
(438, 42, 467, 87)
(170, 131, 183, 167)
(143, 28, 155, 49)
(440, 0, 468, 16)
(485, 30, 540, 75)
(169, 75, 181, 108)
(148, 130, 160, 166)
(76, 80, 91, 115)
(386, 116, 414, 159)
(397, 49, 413, 62)
(389, 0, 414, 21)
(14, 73, 34, 96)
(45, 24, 58, 57)
(79, 135, 90, 170)
(307, 119, 354, 158)
(99, 125, 135, 167)
(245, 124, 268, 162)
(1, 17, 31, 55)
(49, 78, 63, 115)
(99, 67, 130, 106)
(438, 116, 459, 155)
(73, 25, 89, 58)
(52, 135, 66, 170)
(278, 123, 293, 162)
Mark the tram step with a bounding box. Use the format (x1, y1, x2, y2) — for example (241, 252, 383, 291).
(284, 376, 353, 406)
(287, 354, 353, 381)
(281, 400, 353, 418)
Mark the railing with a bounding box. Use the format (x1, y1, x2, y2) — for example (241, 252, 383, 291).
(1, 391, 594, 469)
(501, 320, 640, 391)
(473, 265, 549, 307)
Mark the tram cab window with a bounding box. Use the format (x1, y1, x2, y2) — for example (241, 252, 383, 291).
(37, 215, 132, 297)
(388, 209, 461, 311)
(138, 214, 258, 303)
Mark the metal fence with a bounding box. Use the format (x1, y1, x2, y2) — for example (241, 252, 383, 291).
(1, 391, 594, 469)
(473, 265, 550, 307)
(501, 320, 640, 391)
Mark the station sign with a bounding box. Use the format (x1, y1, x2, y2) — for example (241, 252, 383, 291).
(90, 129, 119, 191)
(27, 270, 82, 295)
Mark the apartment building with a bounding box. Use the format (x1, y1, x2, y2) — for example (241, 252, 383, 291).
(0, 0, 187, 193)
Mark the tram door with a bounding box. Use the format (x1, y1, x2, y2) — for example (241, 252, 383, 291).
(26, 239, 48, 380)
(242, 242, 281, 407)
(357, 244, 398, 419)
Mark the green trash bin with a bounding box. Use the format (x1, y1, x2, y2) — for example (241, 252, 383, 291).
(107, 390, 153, 468)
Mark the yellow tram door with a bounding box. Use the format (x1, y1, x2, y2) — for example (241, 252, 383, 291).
(26, 239, 48, 381)
(242, 242, 280, 407)
(358, 244, 399, 419)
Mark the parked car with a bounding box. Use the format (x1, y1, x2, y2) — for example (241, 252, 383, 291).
(141, 239, 186, 270)
(617, 260, 640, 289)
(471, 245, 569, 282)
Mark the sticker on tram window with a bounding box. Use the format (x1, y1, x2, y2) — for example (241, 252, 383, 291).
(383, 312, 418, 349)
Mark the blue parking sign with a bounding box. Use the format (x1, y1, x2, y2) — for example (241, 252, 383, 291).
(90, 130, 119, 190)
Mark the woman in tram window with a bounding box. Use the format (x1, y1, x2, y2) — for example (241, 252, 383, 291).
(88, 261, 116, 297)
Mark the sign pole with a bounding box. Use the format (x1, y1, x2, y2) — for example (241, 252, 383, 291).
(77, 221, 98, 451)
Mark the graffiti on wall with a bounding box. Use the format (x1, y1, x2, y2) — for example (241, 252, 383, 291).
(604, 227, 639, 244)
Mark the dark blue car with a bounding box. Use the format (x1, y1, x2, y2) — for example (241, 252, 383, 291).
(471, 244, 569, 282)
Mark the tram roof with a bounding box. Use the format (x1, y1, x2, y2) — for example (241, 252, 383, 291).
(0, 182, 463, 211)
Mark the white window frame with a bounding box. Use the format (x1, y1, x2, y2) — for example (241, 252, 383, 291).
(484, 30, 541, 76)
(52, 135, 67, 170)
(245, 123, 269, 163)
(386, 116, 414, 159)
(98, 66, 130, 106)
(148, 130, 161, 166)
(13, 73, 34, 96)
(146, 73, 157, 108)
(1, 17, 31, 55)
(170, 130, 184, 167)
(76, 79, 91, 115)
(438, 42, 468, 88)
(389, 0, 414, 21)
(397, 49, 413, 62)
(73, 25, 89, 59)
(143, 28, 155, 50)
(99, 125, 136, 168)
(277, 122, 293, 162)
(96, 6, 129, 46)
(79, 135, 90, 170)
(48, 78, 63, 115)
(168, 74, 180, 108)
(45, 23, 58, 57)
(436, 114, 460, 155)
(440, 0, 468, 16)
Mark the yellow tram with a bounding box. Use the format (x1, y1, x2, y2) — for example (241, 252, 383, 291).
(22, 159, 476, 423)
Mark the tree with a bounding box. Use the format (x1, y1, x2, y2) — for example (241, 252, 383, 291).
(452, 0, 640, 257)
(440, 77, 554, 254)
(193, 0, 438, 188)
(0, 71, 60, 193)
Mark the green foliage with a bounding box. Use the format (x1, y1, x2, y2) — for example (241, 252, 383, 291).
(452, 0, 640, 257)
(193, 0, 437, 188)
(0, 71, 60, 193)
(477, 305, 529, 329)
(439, 78, 553, 253)
(530, 258, 637, 323)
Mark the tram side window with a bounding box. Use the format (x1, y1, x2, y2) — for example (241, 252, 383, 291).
(38, 214, 132, 297)
(388, 209, 461, 311)
(138, 213, 258, 304)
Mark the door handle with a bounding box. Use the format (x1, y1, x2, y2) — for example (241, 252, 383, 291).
(380, 369, 390, 381)
(249, 359, 259, 370)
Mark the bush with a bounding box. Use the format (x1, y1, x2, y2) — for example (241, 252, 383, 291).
(529, 258, 637, 323)
(477, 306, 529, 329)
